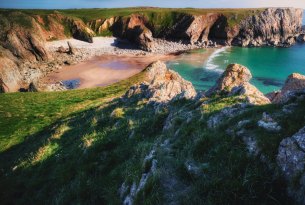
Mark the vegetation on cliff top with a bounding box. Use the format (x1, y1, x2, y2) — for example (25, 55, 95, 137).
(0, 7, 266, 32)
(1, 63, 305, 204)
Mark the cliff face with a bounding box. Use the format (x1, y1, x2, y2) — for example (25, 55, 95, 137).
(222, 8, 303, 46)
(87, 8, 302, 49)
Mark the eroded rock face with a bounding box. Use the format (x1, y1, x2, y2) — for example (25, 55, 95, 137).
(123, 61, 196, 102)
(265, 73, 305, 103)
(0, 56, 23, 93)
(0, 12, 51, 64)
(277, 126, 305, 204)
(183, 13, 220, 44)
(121, 14, 155, 50)
(297, 34, 305, 42)
(230, 8, 303, 47)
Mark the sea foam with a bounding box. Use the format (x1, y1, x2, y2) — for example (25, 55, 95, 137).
(204, 46, 230, 72)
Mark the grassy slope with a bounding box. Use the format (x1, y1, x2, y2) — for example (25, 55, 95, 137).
(1, 67, 305, 204)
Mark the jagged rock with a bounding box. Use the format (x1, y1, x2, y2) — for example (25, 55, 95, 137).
(276, 88, 305, 104)
(257, 112, 281, 131)
(205, 63, 270, 104)
(205, 64, 252, 96)
(230, 83, 270, 104)
(163, 114, 174, 131)
(297, 34, 305, 42)
(242, 136, 261, 155)
(283, 103, 298, 113)
(0, 11, 51, 64)
(237, 120, 251, 129)
(123, 61, 196, 102)
(0, 56, 23, 93)
(121, 150, 157, 205)
(265, 73, 305, 103)
(207, 106, 246, 129)
(229, 8, 303, 47)
(67, 41, 76, 55)
(277, 126, 305, 204)
(135, 25, 154, 51)
(29, 80, 67, 92)
(285, 37, 296, 45)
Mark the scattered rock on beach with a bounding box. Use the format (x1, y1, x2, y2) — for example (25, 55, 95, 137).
(67, 41, 76, 55)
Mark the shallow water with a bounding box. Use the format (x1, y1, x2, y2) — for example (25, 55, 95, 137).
(167, 42, 305, 94)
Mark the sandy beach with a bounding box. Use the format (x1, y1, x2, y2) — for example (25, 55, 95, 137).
(41, 37, 220, 90)
(41, 53, 179, 89)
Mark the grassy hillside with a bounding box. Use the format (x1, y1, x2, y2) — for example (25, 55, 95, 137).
(1, 66, 305, 204)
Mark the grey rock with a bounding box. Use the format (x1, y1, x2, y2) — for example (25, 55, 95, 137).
(277, 126, 305, 204)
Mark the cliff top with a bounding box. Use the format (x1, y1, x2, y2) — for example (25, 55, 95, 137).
(0, 7, 272, 26)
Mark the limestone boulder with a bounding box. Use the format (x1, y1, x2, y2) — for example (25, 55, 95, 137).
(67, 41, 76, 55)
(135, 25, 154, 51)
(206, 63, 270, 104)
(123, 61, 196, 102)
(277, 126, 305, 204)
(0, 56, 23, 93)
(230, 83, 271, 104)
(205, 64, 252, 96)
(265, 73, 305, 103)
(28, 80, 50, 92)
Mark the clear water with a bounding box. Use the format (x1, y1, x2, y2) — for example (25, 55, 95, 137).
(167, 42, 305, 94)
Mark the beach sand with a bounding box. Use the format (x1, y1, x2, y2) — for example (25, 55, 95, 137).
(42, 53, 179, 89)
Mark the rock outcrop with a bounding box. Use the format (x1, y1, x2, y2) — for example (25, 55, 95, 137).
(265, 73, 305, 103)
(0, 11, 51, 64)
(123, 61, 197, 102)
(277, 126, 305, 204)
(0, 56, 23, 93)
(205, 63, 270, 104)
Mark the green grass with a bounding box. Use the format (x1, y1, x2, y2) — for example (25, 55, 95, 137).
(1, 76, 305, 204)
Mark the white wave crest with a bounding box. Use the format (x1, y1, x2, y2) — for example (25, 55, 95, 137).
(204, 46, 230, 72)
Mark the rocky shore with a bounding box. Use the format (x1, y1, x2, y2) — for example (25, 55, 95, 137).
(16, 37, 220, 92)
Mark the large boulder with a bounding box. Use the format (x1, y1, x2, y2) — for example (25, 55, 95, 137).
(265, 73, 305, 103)
(277, 126, 305, 204)
(206, 63, 270, 104)
(0, 56, 23, 93)
(205, 64, 252, 96)
(135, 25, 154, 51)
(123, 61, 196, 102)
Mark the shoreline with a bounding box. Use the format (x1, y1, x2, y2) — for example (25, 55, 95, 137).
(33, 37, 221, 91)
(41, 53, 180, 90)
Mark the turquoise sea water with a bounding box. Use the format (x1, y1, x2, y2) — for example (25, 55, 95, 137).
(167, 42, 305, 94)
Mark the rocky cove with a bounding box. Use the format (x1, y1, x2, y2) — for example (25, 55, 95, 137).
(2, 7, 305, 205)
(0, 7, 305, 93)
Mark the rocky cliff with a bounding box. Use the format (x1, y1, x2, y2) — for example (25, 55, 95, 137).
(87, 8, 303, 49)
